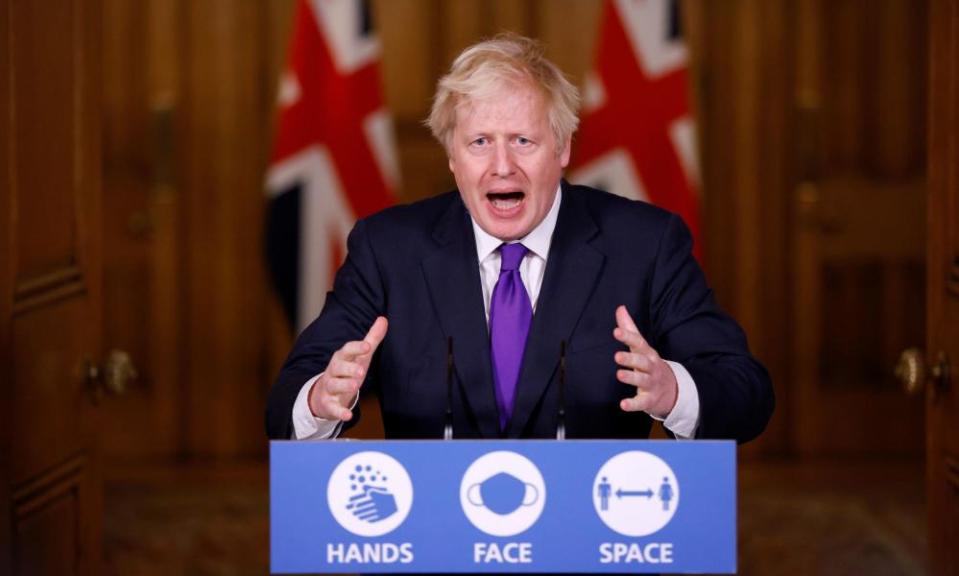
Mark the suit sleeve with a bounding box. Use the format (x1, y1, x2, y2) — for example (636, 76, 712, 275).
(648, 214, 774, 443)
(265, 218, 385, 440)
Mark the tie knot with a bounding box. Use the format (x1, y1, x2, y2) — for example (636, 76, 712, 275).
(499, 243, 528, 271)
(499, 242, 527, 272)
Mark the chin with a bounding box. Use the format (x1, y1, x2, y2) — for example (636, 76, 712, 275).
(491, 224, 529, 241)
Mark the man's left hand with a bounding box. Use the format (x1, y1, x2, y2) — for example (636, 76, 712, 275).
(613, 305, 678, 418)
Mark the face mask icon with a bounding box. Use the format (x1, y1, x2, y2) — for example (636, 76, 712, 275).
(467, 472, 539, 515)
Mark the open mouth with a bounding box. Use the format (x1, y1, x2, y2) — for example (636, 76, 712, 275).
(486, 191, 525, 211)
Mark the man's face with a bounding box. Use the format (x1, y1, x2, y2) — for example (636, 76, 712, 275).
(448, 83, 570, 241)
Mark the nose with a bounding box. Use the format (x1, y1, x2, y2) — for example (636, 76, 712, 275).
(491, 142, 515, 177)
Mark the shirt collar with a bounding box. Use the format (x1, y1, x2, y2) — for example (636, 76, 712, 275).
(471, 185, 562, 262)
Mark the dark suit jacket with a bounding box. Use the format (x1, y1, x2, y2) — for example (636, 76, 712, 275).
(266, 182, 773, 442)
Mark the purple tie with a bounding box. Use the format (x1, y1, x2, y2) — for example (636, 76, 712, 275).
(490, 243, 533, 431)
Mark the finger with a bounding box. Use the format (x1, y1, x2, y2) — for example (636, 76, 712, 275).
(613, 326, 650, 352)
(322, 396, 354, 421)
(324, 376, 360, 397)
(615, 351, 654, 373)
(328, 356, 366, 379)
(615, 305, 640, 333)
(338, 340, 372, 360)
(617, 368, 650, 389)
(620, 393, 651, 413)
(613, 305, 649, 349)
(364, 316, 389, 351)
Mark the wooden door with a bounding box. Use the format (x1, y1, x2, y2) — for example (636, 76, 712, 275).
(792, 0, 927, 455)
(99, 0, 271, 462)
(99, 0, 183, 460)
(1, 0, 104, 574)
(927, 1, 959, 572)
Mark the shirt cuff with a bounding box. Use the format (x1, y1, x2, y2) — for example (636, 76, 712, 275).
(650, 361, 700, 439)
(291, 374, 357, 440)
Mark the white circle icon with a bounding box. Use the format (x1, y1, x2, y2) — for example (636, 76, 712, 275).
(593, 451, 679, 537)
(327, 451, 413, 537)
(459, 451, 546, 537)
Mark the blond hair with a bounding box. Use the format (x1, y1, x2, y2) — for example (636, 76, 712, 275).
(426, 34, 581, 152)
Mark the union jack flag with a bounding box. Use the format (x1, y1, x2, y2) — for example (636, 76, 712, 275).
(570, 0, 701, 257)
(265, 0, 397, 333)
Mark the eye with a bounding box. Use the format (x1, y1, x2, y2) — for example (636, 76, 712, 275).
(515, 136, 532, 146)
(470, 137, 489, 147)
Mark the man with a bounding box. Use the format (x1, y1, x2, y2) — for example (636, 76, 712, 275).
(265, 35, 773, 442)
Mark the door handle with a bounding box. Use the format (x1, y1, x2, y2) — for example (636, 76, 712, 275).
(895, 348, 950, 399)
(85, 349, 138, 404)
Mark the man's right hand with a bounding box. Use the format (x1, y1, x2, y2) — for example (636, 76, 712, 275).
(308, 316, 388, 421)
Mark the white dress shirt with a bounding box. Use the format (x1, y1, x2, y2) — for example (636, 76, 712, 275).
(291, 187, 700, 439)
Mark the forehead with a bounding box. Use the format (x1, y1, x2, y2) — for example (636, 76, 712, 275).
(454, 82, 549, 132)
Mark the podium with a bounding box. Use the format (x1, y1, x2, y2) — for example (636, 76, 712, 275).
(271, 440, 736, 574)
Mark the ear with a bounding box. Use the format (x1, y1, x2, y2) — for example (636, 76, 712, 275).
(559, 138, 572, 168)
(445, 132, 458, 174)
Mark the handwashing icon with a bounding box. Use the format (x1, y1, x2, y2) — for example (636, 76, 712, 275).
(327, 451, 413, 537)
(466, 472, 539, 515)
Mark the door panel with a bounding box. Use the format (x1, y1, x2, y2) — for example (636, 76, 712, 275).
(13, 456, 96, 576)
(12, 0, 81, 278)
(792, 0, 926, 455)
(927, 2, 959, 573)
(11, 300, 95, 484)
(100, 0, 182, 459)
(1, 0, 103, 574)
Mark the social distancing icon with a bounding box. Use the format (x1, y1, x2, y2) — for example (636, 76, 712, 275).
(593, 451, 679, 537)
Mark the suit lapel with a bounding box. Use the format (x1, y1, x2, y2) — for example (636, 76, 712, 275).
(421, 195, 501, 438)
(507, 184, 605, 437)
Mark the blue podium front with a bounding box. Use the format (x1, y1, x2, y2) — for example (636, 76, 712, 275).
(270, 440, 735, 574)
